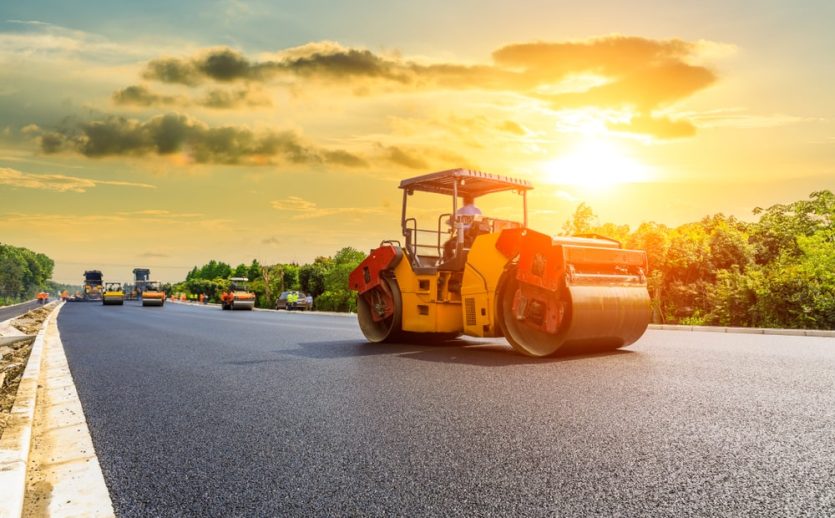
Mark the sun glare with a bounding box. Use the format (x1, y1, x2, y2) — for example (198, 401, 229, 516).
(543, 136, 652, 189)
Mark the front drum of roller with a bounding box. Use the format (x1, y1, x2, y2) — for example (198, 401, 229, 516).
(498, 269, 651, 357)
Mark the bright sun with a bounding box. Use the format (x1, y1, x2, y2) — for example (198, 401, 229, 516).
(543, 136, 652, 189)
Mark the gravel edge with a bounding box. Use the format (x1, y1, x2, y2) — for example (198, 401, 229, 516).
(0, 302, 61, 518)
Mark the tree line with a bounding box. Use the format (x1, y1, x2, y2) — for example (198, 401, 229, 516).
(0, 243, 55, 305)
(172, 247, 365, 312)
(564, 190, 834, 329)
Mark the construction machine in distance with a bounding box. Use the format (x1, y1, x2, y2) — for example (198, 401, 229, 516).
(220, 277, 256, 310)
(82, 270, 104, 301)
(132, 268, 150, 299)
(348, 168, 651, 357)
(141, 281, 166, 307)
(102, 282, 125, 305)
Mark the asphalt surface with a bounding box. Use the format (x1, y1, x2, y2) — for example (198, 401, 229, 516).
(58, 302, 835, 517)
(0, 300, 40, 323)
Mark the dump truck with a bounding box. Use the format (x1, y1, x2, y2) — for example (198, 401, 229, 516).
(141, 281, 165, 307)
(102, 282, 125, 305)
(348, 169, 650, 357)
(220, 277, 256, 310)
(82, 270, 104, 301)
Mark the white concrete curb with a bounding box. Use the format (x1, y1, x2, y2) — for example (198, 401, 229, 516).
(648, 323, 835, 337)
(0, 302, 58, 518)
(23, 304, 115, 517)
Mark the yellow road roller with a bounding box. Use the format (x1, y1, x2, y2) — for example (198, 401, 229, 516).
(102, 282, 125, 305)
(348, 169, 650, 357)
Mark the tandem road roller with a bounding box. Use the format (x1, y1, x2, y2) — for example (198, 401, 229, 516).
(141, 281, 166, 307)
(348, 169, 651, 357)
(102, 282, 125, 305)
(220, 277, 256, 310)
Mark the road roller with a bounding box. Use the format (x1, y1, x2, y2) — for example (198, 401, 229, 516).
(102, 282, 125, 305)
(141, 281, 166, 307)
(348, 168, 651, 357)
(220, 277, 256, 310)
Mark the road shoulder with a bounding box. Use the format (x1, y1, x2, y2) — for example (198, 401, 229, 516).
(22, 304, 115, 517)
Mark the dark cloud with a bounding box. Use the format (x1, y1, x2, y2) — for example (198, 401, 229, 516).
(137, 36, 719, 139)
(277, 48, 412, 82)
(39, 113, 366, 167)
(112, 84, 269, 110)
(197, 48, 252, 81)
(142, 58, 201, 86)
(385, 146, 429, 170)
(113, 85, 181, 107)
(39, 132, 65, 153)
(199, 88, 271, 109)
(322, 149, 369, 168)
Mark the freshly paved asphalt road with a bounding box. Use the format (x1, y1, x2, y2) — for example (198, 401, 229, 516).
(58, 302, 835, 517)
(0, 300, 40, 323)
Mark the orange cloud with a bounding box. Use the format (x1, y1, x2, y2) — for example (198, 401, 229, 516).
(0, 167, 156, 192)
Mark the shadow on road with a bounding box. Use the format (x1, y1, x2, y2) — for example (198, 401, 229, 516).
(289, 338, 634, 367)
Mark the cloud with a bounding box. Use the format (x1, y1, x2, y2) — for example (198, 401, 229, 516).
(113, 85, 182, 107)
(499, 120, 526, 135)
(117, 209, 203, 218)
(0, 166, 156, 192)
(112, 84, 272, 110)
(384, 145, 429, 169)
(136, 35, 721, 138)
(543, 61, 715, 111)
(607, 114, 696, 139)
(37, 113, 366, 166)
(679, 108, 822, 129)
(199, 87, 271, 109)
(270, 196, 317, 210)
(0, 20, 164, 60)
(270, 195, 386, 220)
(143, 48, 265, 85)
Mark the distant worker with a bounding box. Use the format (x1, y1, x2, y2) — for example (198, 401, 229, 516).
(306, 294, 313, 308)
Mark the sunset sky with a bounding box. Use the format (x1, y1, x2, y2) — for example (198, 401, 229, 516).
(1, 1, 833, 283)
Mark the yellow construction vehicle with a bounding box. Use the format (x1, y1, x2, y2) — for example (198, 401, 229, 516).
(141, 281, 166, 307)
(82, 270, 103, 301)
(349, 169, 650, 357)
(102, 282, 125, 305)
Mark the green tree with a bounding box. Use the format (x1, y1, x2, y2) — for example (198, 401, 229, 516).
(233, 263, 249, 278)
(282, 264, 300, 291)
(248, 259, 262, 281)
